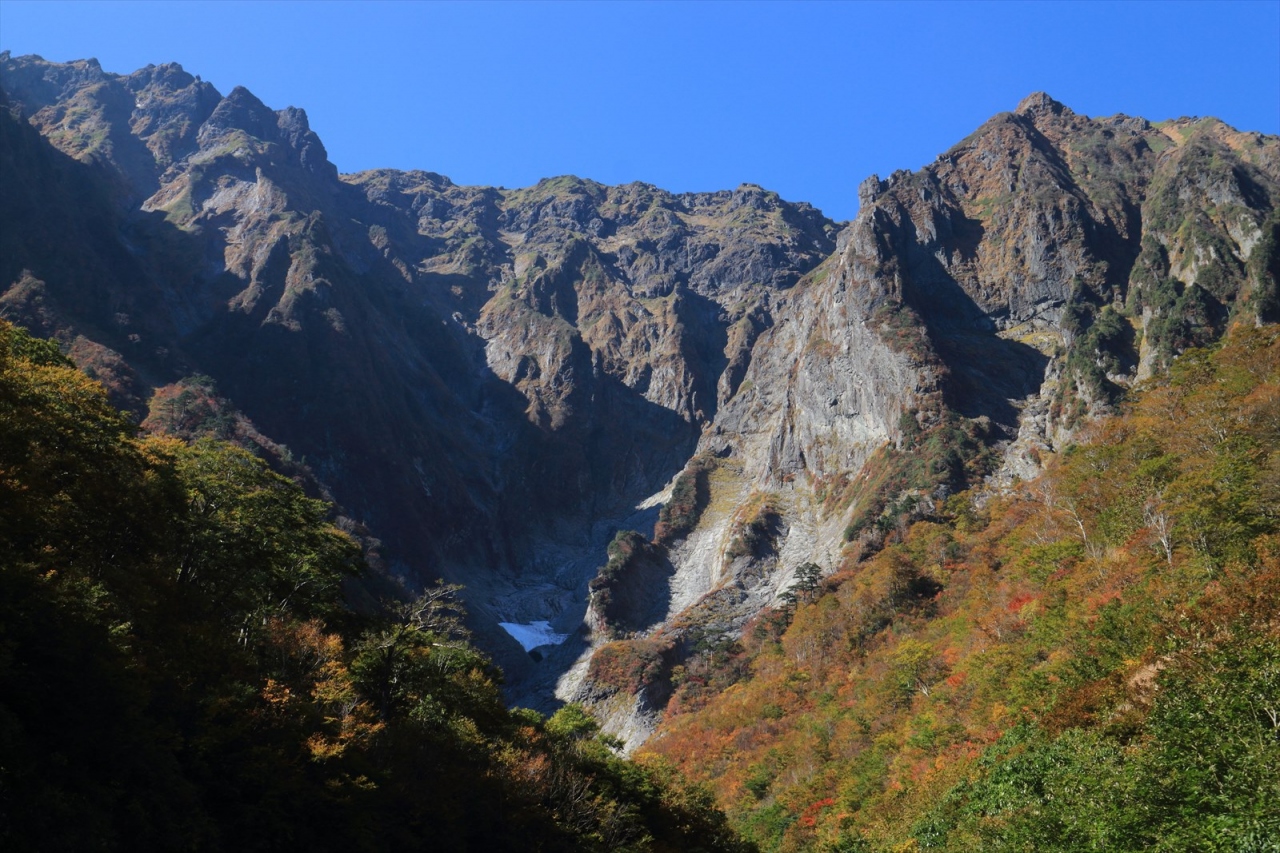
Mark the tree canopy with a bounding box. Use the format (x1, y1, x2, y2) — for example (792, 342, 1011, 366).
(0, 319, 751, 853)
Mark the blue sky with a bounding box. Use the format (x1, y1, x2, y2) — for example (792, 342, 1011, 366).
(2, 0, 1277, 221)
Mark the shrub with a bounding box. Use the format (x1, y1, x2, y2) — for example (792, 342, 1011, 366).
(587, 637, 674, 696)
(654, 455, 715, 545)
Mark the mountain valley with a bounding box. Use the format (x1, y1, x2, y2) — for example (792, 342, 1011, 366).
(2, 51, 1279, 850)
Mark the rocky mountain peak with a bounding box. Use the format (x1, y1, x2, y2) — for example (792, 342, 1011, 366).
(125, 61, 199, 93)
(202, 85, 276, 139)
(0, 53, 108, 105)
(1015, 90, 1073, 119)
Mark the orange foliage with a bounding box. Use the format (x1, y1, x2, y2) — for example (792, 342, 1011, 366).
(643, 326, 1280, 851)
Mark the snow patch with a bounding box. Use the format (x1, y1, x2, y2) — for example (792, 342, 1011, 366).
(499, 621, 570, 652)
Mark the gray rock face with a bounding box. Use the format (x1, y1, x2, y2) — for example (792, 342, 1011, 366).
(0, 54, 841, 685)
(2, 56, 1278, 733)
(560, 96, 1280, 743)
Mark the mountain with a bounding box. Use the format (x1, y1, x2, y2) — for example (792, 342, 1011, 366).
(0, 53, 839, 682)
(568, 90, 1280, 744)
(2, 52, 1277, 748)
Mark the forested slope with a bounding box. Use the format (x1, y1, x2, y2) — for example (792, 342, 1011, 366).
(644, 326, 1280, 851)
(0, 319, 749, 852)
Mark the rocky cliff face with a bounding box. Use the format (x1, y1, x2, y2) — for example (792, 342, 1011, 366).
(561, 94, 1280, 745)
(3, 54, 1277, 734)
(0, 53, 837, 682)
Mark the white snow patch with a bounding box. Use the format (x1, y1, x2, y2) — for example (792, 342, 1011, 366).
(499, 621, 570, 652)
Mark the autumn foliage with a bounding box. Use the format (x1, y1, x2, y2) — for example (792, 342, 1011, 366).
(643, 326, 1280, 851)
(654, 455, 715, 545)
(0, 321, 749, 853)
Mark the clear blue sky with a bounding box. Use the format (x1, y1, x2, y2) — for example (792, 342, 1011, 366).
(2, 0, 1277, 221)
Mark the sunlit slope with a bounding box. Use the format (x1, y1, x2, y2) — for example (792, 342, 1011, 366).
(644, 326, 1280, 851)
